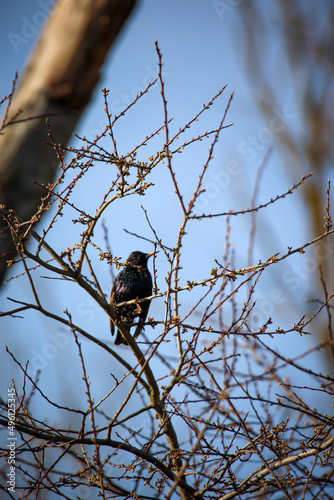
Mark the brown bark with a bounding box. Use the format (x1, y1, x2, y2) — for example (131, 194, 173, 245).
(0, 0, 136, 283)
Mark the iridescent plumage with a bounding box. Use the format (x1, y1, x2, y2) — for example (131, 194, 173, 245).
(110, 251, 154, 345)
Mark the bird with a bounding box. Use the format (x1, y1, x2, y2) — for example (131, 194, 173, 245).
(110, 251, 155, 345)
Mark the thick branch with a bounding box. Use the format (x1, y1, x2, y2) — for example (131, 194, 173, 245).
(0, 417, 201, 499)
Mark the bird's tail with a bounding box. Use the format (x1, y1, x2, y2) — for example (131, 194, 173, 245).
(115, 328, 129, 345)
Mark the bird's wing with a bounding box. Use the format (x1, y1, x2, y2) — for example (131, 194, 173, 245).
(110, 274, 130, 336)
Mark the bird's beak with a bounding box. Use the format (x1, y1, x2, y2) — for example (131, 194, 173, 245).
(146, 251, 158, 259)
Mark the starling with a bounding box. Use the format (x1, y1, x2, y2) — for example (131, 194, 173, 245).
(110, 251, 155, 345)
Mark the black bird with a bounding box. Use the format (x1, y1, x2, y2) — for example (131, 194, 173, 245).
(110, 251, 155, 345)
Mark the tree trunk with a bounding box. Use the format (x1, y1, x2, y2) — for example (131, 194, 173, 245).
(0, 0, 136, 284)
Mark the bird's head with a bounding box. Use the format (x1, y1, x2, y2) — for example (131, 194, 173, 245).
(125, 251, 156, 268)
